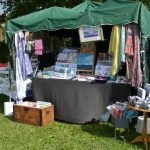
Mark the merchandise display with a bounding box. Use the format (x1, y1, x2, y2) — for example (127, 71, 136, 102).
(128, 86, 150, 110)
(80, 42, 96, 53)
(95, 53, 112, 77)
(51, 47, 78, 79)
(34, 39, 43, 55)
(4, 23, 143, 89)
(0, 65, 16, 100)
(5, 0, 150, 89)
(77, 52, 95, 71)
(75, 74, 95, 82)
(107, 102, 138, 119)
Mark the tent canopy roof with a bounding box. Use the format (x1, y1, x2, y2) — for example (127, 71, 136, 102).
(6, 0, 150, 38)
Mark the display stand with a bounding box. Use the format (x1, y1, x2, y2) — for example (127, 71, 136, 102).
(77, 69, 94, 75)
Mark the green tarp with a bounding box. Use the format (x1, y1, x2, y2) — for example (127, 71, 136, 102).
(6, 0, 150, 37)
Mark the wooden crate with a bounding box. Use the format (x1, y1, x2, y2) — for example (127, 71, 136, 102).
(13, 101, 54, 126)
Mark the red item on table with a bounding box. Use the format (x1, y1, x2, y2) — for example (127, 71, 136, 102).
(0, 63, 8, 67)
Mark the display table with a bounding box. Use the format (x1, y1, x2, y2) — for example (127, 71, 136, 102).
(128, 105, 150, 150)
(32, 77, 131, 123)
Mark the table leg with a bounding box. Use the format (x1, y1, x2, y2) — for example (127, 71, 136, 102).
(129, 112, 150, 150)
(129, 136, 142, 143)
(142, 112, 150, 150)
(147, 137, 150, 142)
(143, 137, 148, 150)
(142, 112, 148, 136)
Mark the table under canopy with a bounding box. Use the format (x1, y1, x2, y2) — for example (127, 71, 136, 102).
(32, 78, 131, 123)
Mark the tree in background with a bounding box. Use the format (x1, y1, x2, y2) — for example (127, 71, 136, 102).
(1, 0, 88, 19)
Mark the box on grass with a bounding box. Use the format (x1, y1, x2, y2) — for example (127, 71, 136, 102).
(110, 116, 130, 138)
(110, 115, 129, 129)
(13, 101, 54, 126)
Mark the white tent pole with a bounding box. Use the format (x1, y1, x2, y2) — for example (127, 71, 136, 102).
(8, 61, 12, 102)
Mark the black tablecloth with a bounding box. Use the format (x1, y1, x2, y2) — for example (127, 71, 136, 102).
(32, 78, 131, 123)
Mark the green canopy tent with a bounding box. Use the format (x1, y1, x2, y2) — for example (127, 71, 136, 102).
(5, 0, 150, 83)
(6, 0, 150, 36)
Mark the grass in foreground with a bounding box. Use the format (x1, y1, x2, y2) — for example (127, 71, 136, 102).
(0, 94, 147, 150)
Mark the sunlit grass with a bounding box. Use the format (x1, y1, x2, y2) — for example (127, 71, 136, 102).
(0, 94, 146, 150)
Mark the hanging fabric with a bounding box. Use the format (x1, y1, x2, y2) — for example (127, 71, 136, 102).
(15, 31, 33, 100)
(141, 36, 149, 84)
(119, 26, 126, 63)
(125, 23, 142, 87)
(108, 25, 120, 78)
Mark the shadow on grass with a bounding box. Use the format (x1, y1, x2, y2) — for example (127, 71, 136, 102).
(81, 121, 145, 149)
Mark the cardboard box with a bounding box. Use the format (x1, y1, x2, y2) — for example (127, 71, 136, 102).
(13, 101, 54, 126)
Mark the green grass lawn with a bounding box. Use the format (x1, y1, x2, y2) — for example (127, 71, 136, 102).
(0, 94, 147, 150)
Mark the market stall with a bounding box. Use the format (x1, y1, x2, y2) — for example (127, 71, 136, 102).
(6, 0, 150, 82)
(4, 0, 150, 123)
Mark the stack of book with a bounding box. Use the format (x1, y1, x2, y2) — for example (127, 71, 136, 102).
(54, 47, 78, 78)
